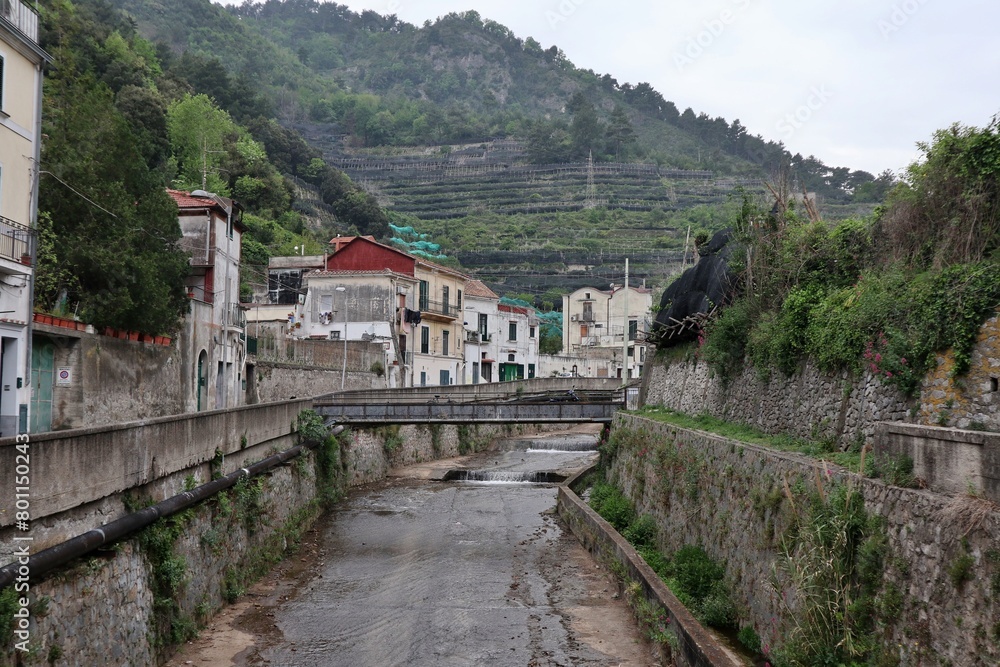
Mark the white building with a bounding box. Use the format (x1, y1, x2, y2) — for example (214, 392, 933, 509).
(462, 279, 499, 384)
(561, 284, 653, 379)
(301, 269, 418, 388)
(4, 2, 50, 435)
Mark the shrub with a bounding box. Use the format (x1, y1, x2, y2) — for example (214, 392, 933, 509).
(623, 514, 658, 548)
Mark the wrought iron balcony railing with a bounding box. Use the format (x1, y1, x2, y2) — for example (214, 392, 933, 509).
(0, 215, 35, 266)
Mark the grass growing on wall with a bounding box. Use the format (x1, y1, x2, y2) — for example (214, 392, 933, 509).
(771, 475, 895, 667)
(588, 481, 740, 634)
(605, 419, 901, 666)
(630, 405, 862, 470)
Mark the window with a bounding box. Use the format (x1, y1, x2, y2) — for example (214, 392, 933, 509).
(442, 330, 450, 356)
(583, 302, 593, 321)
(0, 55, 4, 113)
(457, 289, 462, 311)
(529, 326, 536, 339)
(528, 364, 535, 379)
(472, 362, 479, 384)
(442, 286, 450, 315)
(439, 370, 450, 385)
(420, 371, 427, 386)
(478, 313, 488, 339)
(508, 353, 515, 362)
(585, 292, 591, 299)
(419, 281, 429, 311)
(509, 322, 517, 341)
(629, 320, 638, 341)
(420, 326, 429, 354)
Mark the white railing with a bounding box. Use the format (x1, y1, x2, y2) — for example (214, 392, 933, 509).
(0, 0, 39, 43)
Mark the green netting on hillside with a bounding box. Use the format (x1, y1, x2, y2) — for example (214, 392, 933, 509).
(390, 224, 446, 258)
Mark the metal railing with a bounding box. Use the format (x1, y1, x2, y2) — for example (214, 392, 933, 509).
(465, 331, 491, 344)
(0, 215, 34, 266)
(419, 298, 458, 318)
(226, 303, 247, 329)
(0, 0, 39, 43)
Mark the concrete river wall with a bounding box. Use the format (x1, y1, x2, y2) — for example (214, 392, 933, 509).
(0, 401, 560, 666)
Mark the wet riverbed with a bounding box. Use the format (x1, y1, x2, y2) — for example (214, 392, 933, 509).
(167, 427, 658, 667)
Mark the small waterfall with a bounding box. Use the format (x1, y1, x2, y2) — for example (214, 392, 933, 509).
(443, 470, 567, 484)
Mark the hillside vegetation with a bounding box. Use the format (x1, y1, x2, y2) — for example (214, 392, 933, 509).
(100, 0, 895, 301)
(691, 117, 1000, 405)
(35, 0, 388, 333)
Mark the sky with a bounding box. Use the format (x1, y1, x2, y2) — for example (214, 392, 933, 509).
(220, 0, 1000, 177)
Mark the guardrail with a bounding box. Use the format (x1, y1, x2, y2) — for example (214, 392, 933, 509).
(314, 400, 620, 424)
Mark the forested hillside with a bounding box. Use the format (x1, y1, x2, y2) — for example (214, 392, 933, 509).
(35, 0, 387, 333)
(94, 0, 896, 300)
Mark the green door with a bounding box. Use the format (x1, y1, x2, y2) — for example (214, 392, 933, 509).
(30, 341, 54, 433)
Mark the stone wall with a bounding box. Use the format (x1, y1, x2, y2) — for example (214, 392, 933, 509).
(641, 354, 913, 446)
(0, 410, 568, 666)
(610, 414, 1000, 666)
(34, 328, 186, 431)
(642, 312, 1000, 445)
(253, 362, 384, 402)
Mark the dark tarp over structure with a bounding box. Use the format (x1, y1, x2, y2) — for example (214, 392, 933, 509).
(651, 228, 739, 347)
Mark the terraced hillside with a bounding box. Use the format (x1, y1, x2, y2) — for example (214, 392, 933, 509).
(307, 133, 762, 219)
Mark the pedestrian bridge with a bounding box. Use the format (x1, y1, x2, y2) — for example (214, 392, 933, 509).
(313, 379, 635, 425)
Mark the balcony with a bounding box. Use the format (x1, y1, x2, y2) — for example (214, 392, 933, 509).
(0, 0, 39, 43)
(418, 298, 458, 322)
(225, 303, 247, 329)
(0, 215, 34, 270)
(465, 331, 491, 344)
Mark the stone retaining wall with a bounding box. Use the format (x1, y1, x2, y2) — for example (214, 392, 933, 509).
(610, 414, 1000, 666)
(557, 468, 742, 667)
(641, 355, 912, 446)
(642, 312, 1000, 445)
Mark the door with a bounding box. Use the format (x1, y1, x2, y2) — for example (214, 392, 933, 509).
(30, 340, 54, 433)
(197, 350, 208, 411)
(439, 369, 450, 386)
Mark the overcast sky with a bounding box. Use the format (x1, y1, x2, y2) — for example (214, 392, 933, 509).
(221, 0, 999, 176)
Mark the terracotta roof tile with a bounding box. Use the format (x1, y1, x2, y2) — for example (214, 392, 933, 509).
(167, 189, 219, 210)
(464, 279, 499, 299)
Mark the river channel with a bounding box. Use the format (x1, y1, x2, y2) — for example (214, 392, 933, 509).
(167, 426, 659, 666)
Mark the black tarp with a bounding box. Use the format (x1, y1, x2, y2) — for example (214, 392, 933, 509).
(652, 228, 739, 346)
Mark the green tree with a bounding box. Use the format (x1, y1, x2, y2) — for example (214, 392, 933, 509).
(167, 94, 236, 194)
(40, 73, 189, 334)
(568, 93, 603, 160)
(607, 105, 637, 161)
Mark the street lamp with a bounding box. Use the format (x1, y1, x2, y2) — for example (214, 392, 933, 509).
(336, 286, 347, 391)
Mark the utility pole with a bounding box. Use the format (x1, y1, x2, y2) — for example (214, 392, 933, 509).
(585, 150, 596, 209)
(622, 258, 629, 381)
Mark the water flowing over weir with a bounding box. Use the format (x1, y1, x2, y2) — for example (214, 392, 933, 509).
(493, 432, 602, 453)
(442, 469, 567, 483)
